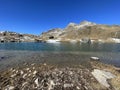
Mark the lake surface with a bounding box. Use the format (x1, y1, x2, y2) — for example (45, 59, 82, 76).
(0, 42, 120, 52)
(0, 42, 120, 69)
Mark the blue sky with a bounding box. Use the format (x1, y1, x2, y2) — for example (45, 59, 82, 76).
(0, 0, 120, 35)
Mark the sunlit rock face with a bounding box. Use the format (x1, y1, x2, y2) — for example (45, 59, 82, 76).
(80, 20, 96, 26)
(65, 20, 96, 30)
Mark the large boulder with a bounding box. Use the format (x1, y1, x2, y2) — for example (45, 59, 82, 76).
(91, 69, 116, 88)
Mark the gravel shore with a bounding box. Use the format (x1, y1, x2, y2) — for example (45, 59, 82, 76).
(0, 63, 103, 90)
(0, 61, 120, 90)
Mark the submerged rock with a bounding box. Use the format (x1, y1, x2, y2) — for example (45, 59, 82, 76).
(90, 57, 100, 61)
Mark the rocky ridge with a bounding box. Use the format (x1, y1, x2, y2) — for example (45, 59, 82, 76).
(0, 31, 42, 43)
(1, 21, 120, 43)
(40, 20, 120, 43)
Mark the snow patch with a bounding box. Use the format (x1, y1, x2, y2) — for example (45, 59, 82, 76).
(46, 40, 60, 43)
(111, 38, 120, 43)
(70, 40, 77, 43)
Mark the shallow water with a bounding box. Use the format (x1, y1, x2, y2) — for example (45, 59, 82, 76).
(0, 42, 120, 69)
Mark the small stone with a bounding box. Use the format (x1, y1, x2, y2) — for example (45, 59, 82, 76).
(22, 82, 28, 86)
(64, 83, 72, 88)
(26, 68, 30, 71)
(31, 63, 35, 66)
(29, 70, 32, 73)
(5, 85, 14, 90)
(23, 74, 27, 78)
(28, 74, 31, 76)
(43, 63, 47, 66)
(35, 78, 39, 87)
(20, 70, 24, 75)
(76, 86, 80, 89)
(33, 67, 35, 70)
(15, 70, 18, 73)
(90, 57, 100, 61)
(33, 70, 37, 75)
(11, 74, 16, 77)
(48, 80, 55, 90)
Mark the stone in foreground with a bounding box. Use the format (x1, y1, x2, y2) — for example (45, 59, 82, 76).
(91, 69, 116, 88)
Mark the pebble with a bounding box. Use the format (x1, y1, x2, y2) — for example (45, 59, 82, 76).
(23, 74, 27, 78)
(90, 57, 100, 60)
(33, 70, 37, 75)
(35, 78, 39, 87)
(64, 84, 72, 88)
(26, 68, 30, 71)
(5, 85, 14, 90)
(11, 74, 16, 78)
(20, 70, 24, 75)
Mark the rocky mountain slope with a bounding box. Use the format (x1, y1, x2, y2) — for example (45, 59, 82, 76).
(1, 21, 120, 43)
(40, 21, 120, 43)
(0, 31, 41, 43)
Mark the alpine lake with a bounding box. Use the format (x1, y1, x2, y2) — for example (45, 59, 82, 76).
(0, 42, 120, 70)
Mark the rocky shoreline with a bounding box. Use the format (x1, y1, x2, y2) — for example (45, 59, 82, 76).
(0, 60, 120, 90)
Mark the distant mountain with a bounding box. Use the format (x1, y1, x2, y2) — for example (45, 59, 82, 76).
(0, 31, 41, 43)
(40, 20, 120, 43)
(1, 20, 120, 43)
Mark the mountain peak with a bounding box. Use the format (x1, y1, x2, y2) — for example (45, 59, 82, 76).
(67, 22, 77, 27)
(80, 20, 96, 26)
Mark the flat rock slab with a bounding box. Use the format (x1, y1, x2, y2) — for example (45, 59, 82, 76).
(91, 69, 116, 88)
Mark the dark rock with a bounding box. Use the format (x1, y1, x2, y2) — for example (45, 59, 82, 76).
(49, 36, 54, 39)
(0, 56, 5, 59)
(81, 38, 91, 43)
